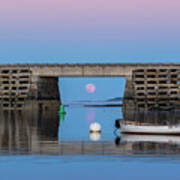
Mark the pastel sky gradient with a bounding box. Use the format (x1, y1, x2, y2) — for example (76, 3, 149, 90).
(0, 0, 180, 63)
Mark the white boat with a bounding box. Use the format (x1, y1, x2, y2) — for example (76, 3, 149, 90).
(120, 120, 180, 135)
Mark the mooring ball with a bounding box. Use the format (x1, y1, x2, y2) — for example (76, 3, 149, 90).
(89, 122, 101, 132)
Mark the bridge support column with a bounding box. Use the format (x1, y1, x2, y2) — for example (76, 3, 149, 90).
(122, 76, 136, 114)
(29, 76, 60, 100)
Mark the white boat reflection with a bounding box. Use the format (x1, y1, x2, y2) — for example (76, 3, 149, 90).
(120, 133, 180, 145)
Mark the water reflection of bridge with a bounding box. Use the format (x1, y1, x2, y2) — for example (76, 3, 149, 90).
(0, 102, 180, 155)
(0, 101, 60, 154)
(123, 110, 180, 125)
(0, 137, 180, 156)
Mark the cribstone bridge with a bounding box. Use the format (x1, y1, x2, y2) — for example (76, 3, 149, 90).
(1, 63, 180, 110)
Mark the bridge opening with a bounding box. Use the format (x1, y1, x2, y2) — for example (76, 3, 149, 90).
(58, 77, 126, 104)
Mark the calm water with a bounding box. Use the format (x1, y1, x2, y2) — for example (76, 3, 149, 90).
(0, 73, 179, 179)
(0, 105, 180, 179)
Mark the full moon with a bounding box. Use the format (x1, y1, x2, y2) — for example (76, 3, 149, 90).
(86, 83, 96, 93)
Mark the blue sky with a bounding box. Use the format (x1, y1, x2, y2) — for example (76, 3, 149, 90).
(1, 0, 180, 64)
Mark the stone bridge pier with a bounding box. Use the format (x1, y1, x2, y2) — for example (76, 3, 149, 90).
(1, 63, 180, 110)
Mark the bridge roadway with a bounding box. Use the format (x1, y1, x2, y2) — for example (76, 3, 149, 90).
(1, 63, 180, 77)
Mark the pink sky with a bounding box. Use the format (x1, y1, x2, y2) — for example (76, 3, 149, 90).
(0, 0, 180, 61)
(1, 0, 180, 28)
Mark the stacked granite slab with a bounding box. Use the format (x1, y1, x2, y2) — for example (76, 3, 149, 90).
(0, 67, 31, 109)
(132, 68, 180, 110)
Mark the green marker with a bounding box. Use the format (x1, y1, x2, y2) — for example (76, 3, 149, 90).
(59, 113, 65, 122)
(59, 105, 66, 114)
(58, 105, 66, 122)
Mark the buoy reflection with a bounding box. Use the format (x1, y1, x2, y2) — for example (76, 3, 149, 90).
(90, 132, 101, 141)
